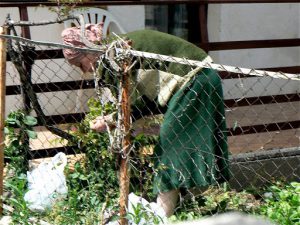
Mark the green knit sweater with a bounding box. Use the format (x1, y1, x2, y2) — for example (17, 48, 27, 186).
(103, 30, 229, 193)
(125, 29, 208, 76)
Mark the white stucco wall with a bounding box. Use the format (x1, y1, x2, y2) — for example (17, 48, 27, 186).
(107, 5, 145, 32)
(208, 3, 300, 99)
(0, 6, 145, 116)
(208, 3, 300, 68)
(0, 7, 76, 116)
(0, 6, 145, 42)
(1, 4, 299, 114)
(26, 6, 145, 42)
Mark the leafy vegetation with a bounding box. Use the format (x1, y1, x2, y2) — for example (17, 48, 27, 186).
(3, 110, 38, 224)
(4, 174, 33, 225)
(4, 110, 37, 174)
(170, 184, 261, 222)
(127, 202, 164, 225)
(259, 182, 300, 225)
(41, 99, 119, 224)
(170, 182, 300, 225)
(3, 106, 300, 224)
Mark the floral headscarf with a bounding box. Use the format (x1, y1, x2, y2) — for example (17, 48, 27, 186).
(61, 23, 103, 73)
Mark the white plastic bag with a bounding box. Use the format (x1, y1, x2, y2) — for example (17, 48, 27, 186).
(24, 152, 68, 212)
(106, 193, 166, 225)
(127, 193, 167, 225)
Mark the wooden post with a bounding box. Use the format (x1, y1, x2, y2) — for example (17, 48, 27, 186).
(119, 67, 131, 225)
(19, 5, 32, 114)
(199, 4, 209, 53)
(0, 26, 7, 215)
(19, 6, 33, 162)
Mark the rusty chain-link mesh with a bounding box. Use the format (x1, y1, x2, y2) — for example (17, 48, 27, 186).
(2, 33, 300, 225)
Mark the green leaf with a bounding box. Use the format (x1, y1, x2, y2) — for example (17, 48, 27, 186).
(4, 127, 10, 134)
(70, 173, 79, 179)
(6, 117, 17, 125)
(25, 129, 37, 139)
(79, 174, 88, 181)
(23, 116, 37, 126)
(10, 139, 20, 149)
(15, 119, 21, 127)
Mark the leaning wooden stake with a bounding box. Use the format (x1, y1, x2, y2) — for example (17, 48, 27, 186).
(119, 66, 131, 225)
(0, 26, 7, 215)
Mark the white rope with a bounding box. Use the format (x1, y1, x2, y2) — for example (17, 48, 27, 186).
(124, 49, 300, 81)
(1, 34, 299, 81)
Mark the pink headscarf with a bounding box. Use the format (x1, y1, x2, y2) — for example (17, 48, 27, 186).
(61, 23, 103, 73)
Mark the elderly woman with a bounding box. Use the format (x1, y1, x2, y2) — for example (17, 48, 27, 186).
(62, 26, 229, 217)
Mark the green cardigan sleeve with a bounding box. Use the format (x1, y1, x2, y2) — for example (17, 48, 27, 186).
(125, 29, 208, 76)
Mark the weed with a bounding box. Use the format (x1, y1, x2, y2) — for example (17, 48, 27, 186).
(4, 110, 37, 174)
(259, 181, 300, 225)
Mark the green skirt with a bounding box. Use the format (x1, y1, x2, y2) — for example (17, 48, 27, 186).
(153, 68, 229, 194)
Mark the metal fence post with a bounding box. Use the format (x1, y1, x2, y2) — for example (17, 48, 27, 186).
(0, 26, 7, 215)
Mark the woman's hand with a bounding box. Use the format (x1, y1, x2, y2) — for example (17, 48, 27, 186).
(89, 114, 115, 132)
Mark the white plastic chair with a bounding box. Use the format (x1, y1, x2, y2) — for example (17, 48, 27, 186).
(64, 7, 126, 38)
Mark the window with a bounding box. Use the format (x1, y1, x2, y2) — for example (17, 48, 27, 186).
(145, 4, 201, 43)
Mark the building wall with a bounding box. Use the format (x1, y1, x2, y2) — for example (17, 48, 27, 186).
(0, 4, 299, 114)
(107, 5, 145, 32)
(0, 6, 145, 116)
(208, 3, 300, 99)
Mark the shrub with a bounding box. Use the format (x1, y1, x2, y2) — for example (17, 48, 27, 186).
(259, 182, 300, 225)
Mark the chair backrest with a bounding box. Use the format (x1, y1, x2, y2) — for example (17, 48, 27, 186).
(64, 7, 126, 38)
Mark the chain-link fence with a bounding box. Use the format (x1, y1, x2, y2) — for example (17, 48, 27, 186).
(1, 26, 300, 225)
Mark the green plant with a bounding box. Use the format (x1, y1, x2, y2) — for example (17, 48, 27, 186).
(69, 97, 160, 201)
(48, 97, 162, 224)
(47, 0, 87, 18)
(9, 101, 290, 225)
(171, 184, 261, 223)
(202, 186, 261, 214)
(41, 98, 120, 224)
(259, 181, 300, 225)
(2, 111, 41, 224)
(4, 110, 37, 174)
(171, 181, 300, 225)
(4, 174, 32, 225)
(69, 98, 119, 197)
(169, 211, 202, 223)
(130, 133, 158, 200)
(43, 160, 119, 224)
(127, 202, 163, 225)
